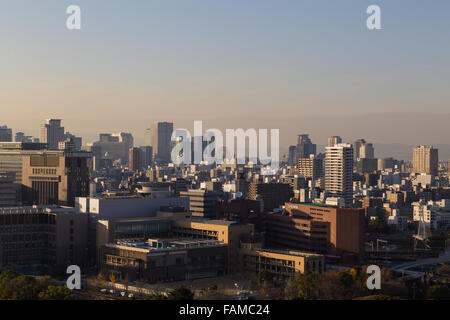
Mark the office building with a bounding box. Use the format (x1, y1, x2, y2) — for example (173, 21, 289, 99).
(325, 144, 353, 207)
(180, 189, 221, 218)
(0, 126, 13, 142)
(359, 142, 374, 159)
(140, 146, 153, 169)
(413, 145, 439, 176)
(14, 132, 33, 143)
(240, 245, 325, 279)
(21, 150, 91, 206)
(92, 133, 131, 163)
(0, 205, 88, 273)
(172, 218, 254, 273)
(297, 156, 324, 180)
(328, 136, 342, 148)
(288, 145, 297, 166)
(128, 147, 142, 171)
(248, 182, 292, 212)
(146, 122, 173, 164)
(40, 119, 65, 150)
(100, 238, 227, 283)
(295, 134, 316, 161)
(0, 172, 17, 207)
(265, 202, 365, 260)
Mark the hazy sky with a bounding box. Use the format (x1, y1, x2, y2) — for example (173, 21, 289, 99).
(0, 0, 449, 150)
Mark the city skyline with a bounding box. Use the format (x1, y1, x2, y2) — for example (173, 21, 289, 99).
(1, 1, 450, 148)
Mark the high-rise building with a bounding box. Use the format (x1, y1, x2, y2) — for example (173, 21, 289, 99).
(92, 133, 130, 163)
(413, 145, 439, 176)
(147, 122, 173, 164)
(180, 189, 221, 218)
(325, 144, 354, 207)
(248, 182, 292, 212)
(0, 172, 17, 207)
(359, 142, 374, 159)
(0, 205, 88, 272)
(14, 132, 33, 143)
(21, 151, 91, 206)
(112, 132, 133, 151)
(288, 145, 297, 166)
(295, 134, 316, 161)
(140, 146, 153, 169)
(40, 119, 65, 149)
(353, 139, 365, 162)
(297, 155, 324, 180)
(63, 132, 82, 151)
(128, 147, 143, 171)
(0, 126, 13, 142)
(265, 202, 365, 260)
(328, 136, 342, 148)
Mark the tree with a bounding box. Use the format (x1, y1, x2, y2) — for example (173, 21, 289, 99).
(38, 285, 71, 300)
(426, 285, 450, 300)
(167, 286, 194, 300)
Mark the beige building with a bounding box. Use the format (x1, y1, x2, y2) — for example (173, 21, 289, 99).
(297, 156, 324, 180)
(21, 152, 91, 207)
(172, 219, 254, 273)
(240, 243, 325, 279)
(413, 145, 438, 176)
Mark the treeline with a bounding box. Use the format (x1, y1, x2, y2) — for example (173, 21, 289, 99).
(257, 267, 450, 300)
(0, 270, 71, 300)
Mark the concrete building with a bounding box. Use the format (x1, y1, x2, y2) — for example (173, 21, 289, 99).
(180, 189, 221, 218)
(265, 202, 365, 260)
(413, 145, 439, 176)
(297, 156, 324, 180)
(325, 143, 354, 207)
(0, 205, 88, 273)
(0, 126, 13, 142)
(40, 119, 65, 150)
(76, 196, 189, 220)
(353, 139, 365, 162)
(248, 182, 292, 212)
(14, 132, 33, 143)
(146, 122, 173, 164)
(100, 238, 228, 282)
(172, 218, 254, 273)
(128, 147, 142, 171)
(21, 151, 91, 207)
(0, 172, 17, 207)
(140, 146, 153, 169)
(295, 134, 316, 162)
(327, 136, 342, 148)
(359, 142, 374, 159)
(240, 244, 325, 280)
(92, 133, 131, 164)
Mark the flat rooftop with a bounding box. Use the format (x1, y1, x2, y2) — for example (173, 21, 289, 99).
(108, 238, 227, 252)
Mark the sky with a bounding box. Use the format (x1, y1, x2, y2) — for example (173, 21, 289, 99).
(0, 0, 449, 153)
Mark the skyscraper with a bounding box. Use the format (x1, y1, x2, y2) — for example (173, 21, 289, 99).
(328, 136, 342, 148)
(296, 134, 316, 161)
(148, 122, 173, 164)
(353, 139, 365, 162)
(325, 144, 354, 207)
(129, 147, 143, 171)
(288, 145, 297, 166)
(413, 145, 438, 176)
(0, 126, 12, 142)
(40, 119, 65, 149)
(359, 142, 374, 159)
(140, 146, 153, 169)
